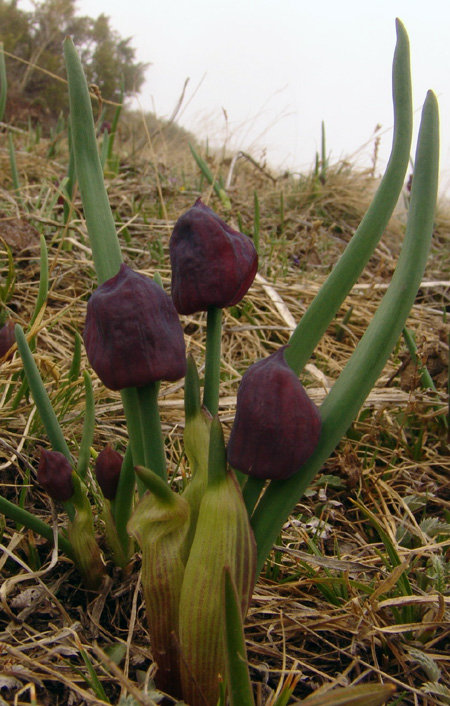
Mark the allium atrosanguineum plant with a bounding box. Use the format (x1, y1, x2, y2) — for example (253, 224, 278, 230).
(0, 23, 438, 706)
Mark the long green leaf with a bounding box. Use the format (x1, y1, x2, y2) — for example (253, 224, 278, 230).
(285, 19, 412, 375)
(252, 90, 439, 574)
(63, 37, 122, 284)
(15, 325, 72, 462)
(0, 495, 74, 559)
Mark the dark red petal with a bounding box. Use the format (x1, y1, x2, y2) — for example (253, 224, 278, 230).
(227, 347, 321, 480)
(83, 264, 186, 390)
(170, 199, 258, 315)
(37, 448, 74, 501)
(94, 445, 123, 500)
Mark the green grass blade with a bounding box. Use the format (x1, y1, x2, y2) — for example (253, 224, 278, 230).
(77, 644, 110, 702)
(222, 568, 255, 706)
(353, 500, 413, 600)
(68, 331, 82, 383)
(30, 235, 48, 327)
(63, 37, 122, 284)
(0, 42, 7, 123)
(320, 119, 327, 183)
(8, 131, 21, 197)
(189, 142, 231, 209)
(253, 190, 260, 253)
(285, 19, 413, 375)
(252, 90, 439, 574)
(107, 82, 123, 165)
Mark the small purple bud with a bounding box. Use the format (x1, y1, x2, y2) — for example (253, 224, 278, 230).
(170, 199, 258, 315)
(83, 264, 186, 390)
(227, 347, 321, 480)
(0, 320, 16, 360)
(37, 448, 74, 501)
(95, 445, 123, 500)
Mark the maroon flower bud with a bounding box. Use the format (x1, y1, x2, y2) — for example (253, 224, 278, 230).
(37, 448, 74, 501)
(170, 199, 258, 315)
(0, 320, 16, 360)
(83, 264, 186, 391)
(227, 347, 321, 480)
(95, 445, 123, 500)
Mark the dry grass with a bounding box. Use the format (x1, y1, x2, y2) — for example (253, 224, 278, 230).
(0, 120, 449, 706)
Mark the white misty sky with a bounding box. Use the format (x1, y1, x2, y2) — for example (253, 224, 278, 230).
(35, 0, 450, 191)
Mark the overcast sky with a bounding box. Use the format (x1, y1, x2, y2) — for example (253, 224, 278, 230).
(70, 1, 450, 193)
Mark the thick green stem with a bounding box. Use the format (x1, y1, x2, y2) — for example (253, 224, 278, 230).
(137, 383, 167, 481)
(252, 91, 439, 575)
(121, 387, 146, 493)
(203, 307, 223, 416)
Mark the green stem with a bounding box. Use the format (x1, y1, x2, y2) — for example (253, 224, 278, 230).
(203, 307, 223, 416)
(137, 383, 167, 481)
(121, 387, 145, 468)
(285, 19, 412, 376)
(252, 90, 439, 575)
(0, 495, 74, 559)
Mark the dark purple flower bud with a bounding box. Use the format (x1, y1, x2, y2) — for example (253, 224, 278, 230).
(83, 264, 186, 391)
(170, 198, 258, 315)
(95, 445, 123, 500)
(0, 320, 16, 360)
(37, 448, 74, 501)
(227, 347, 321, 480)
